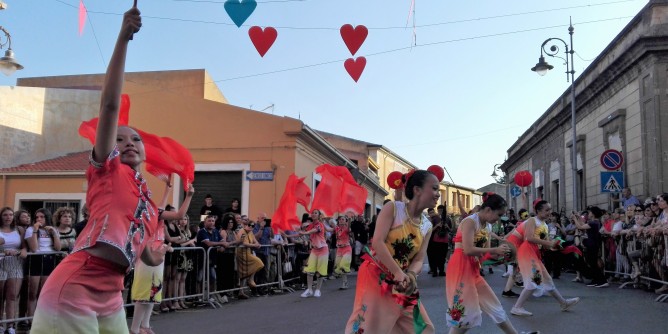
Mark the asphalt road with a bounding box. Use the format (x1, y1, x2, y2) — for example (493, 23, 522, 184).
(144, 267, 668, 334)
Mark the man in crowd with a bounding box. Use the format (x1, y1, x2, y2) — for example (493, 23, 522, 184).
(200, 194, 223, 226)
(253, 213, 272, 295)
(613, 187, 640, 209)
(350, 214, 368, 271)
(197, 215, 227, 304)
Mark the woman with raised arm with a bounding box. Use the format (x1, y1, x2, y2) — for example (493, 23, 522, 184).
(345, 170, 438, 334)
(31, 6, 193, 333)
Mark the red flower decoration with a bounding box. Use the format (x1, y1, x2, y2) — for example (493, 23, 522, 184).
(427, 165, 445, 182)
(387, 171, 404, 189)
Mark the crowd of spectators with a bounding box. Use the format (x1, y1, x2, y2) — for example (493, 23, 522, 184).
(0, 188, 664, 331)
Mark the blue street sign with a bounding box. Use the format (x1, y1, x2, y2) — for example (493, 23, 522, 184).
(246, 171, 274, 181)
(600, 171, 624, 193)
(510, 185, 522, 198)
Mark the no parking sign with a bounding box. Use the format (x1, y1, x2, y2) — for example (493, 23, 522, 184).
(600, 149, 623, 171)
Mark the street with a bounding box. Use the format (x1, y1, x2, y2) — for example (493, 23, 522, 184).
(144, 266, 668, 334)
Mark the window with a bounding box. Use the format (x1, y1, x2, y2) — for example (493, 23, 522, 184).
(551, 180, 559, 211)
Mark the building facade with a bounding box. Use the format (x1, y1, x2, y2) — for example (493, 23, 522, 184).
(502, 0, 668, 212)
(0, 70, 387, 221)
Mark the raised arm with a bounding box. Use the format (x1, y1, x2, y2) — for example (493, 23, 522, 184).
(161, 184, 195, 221)
(92, 6, 142, 163)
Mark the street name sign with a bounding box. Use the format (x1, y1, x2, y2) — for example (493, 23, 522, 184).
(246, 171, 274, 181)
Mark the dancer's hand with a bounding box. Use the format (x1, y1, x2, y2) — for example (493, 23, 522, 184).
(120, 6, 142, 41)
(392, 271, 409, 293)
(492, 243, 509, 256)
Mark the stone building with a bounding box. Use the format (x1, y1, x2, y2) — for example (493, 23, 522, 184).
(501, 0, 668, 212)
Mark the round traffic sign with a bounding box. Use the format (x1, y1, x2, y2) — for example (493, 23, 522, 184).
(600, 149, 623, 171)
(510, 185, 522, 198)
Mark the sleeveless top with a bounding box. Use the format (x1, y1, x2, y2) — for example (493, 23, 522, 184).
(58, 227, 77, 253)
(335, 225, 351, 248)
(0, 230, 22, 250)
(453, 213, 489, 248)
(72, 147, 158, 271)
(377, 201, 432, 270)
(534, 218, 549, 240)
(223, 228, 236, 254)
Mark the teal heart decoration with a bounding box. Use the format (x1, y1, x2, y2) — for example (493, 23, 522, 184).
(224, 0, 257, 28)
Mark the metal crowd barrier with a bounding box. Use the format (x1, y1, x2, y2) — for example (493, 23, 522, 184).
(601, 234, 668, 303)
(0, 242, 317, 325)
(122, 246, 207, 310)
(0, 250, 69, 326)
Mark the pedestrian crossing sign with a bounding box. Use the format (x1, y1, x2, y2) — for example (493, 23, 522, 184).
(600, 171, 624, 193)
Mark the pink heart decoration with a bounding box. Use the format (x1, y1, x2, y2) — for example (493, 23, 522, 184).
(344, 57, 366, 82)
(249, 26, 278, 57)
(340, 24, 368, 56)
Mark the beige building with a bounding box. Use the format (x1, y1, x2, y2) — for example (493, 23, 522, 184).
(501, 0, 668, 212)
(0, 70, 387, 220)
(316, 131, 481, 215)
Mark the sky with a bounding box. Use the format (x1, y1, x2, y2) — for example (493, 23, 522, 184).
(0, 0, 649, 189)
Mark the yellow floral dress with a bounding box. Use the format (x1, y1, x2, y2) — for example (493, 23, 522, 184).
(345, 201, 434, 334)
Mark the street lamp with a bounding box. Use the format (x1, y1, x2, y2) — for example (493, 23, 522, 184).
(490, 163, 504, 184)
(0, 26, 24, 76)
(531, 18, 578, 211)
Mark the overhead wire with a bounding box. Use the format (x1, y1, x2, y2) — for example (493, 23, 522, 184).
(47, 0, 634, 96)
(52, 0, 641, 31)
(123, 15, 634, 96)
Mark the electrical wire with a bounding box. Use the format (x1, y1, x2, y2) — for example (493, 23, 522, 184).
(52, 0, 641, 31)
(122, 15, 635, 96)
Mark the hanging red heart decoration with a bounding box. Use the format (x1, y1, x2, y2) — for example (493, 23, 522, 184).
(514, 170, 533, 187)
(340, 24, 368, 56)
(248, 26, 278, 57)
(344, 57, 366, 82)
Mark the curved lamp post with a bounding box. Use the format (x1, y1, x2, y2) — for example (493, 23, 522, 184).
(531, 18, 577, 211)
(0, 26, 24, 76)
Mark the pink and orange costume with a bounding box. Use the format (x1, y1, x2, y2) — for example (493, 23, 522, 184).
(31, 148, 159, 333)
(334, 224, 352, 275)
(345, 201, 433, 334)
(515, 217, 555, 297)
(304, 220, 329, 276)
(446, 213, 509, 329)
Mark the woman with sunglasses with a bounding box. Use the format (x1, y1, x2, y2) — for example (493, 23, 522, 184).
(236, 221, 263, 299)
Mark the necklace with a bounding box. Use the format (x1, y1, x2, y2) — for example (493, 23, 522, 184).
(404, 205, 423, 228)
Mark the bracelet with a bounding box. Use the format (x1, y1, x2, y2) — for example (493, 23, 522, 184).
(406, 270, 418, 278)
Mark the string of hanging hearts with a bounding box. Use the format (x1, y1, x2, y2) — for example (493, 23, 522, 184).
(224, 0, 368, 82)
(77, 0, 380, 83)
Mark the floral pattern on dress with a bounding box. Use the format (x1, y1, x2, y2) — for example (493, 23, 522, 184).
(391, 233, 416, 268)
(350, 304, 367, 334)
(474, 227, 489, 248)
(447, 282, 468, 328)
(531, 260, 542, 285)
